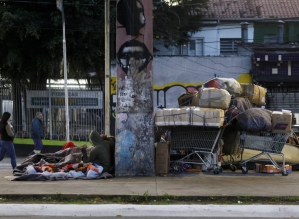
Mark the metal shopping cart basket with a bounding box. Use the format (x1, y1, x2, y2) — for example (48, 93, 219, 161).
(239, 131, 290, 176)
(170, 127, 224, 174)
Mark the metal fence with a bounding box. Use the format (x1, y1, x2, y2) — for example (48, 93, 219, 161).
(0, 82, 104, 141)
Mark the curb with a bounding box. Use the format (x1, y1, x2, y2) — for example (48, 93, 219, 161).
(0, 204, 298, 217)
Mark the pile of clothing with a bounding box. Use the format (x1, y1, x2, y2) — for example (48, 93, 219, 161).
(12, 146, 113, 181)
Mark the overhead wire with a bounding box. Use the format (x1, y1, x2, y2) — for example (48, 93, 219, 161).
(0, 0, 105, 6)
(1, 1, 298, 57)
(154, 56, 251, 76)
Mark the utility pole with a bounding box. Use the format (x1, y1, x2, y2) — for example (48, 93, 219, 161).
(105, 0, 111, 135)
(57, 0, 70, 142)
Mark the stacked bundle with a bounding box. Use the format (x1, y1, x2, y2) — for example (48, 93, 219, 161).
(154, 77, 290, 132)
(155, 78, 239, 128)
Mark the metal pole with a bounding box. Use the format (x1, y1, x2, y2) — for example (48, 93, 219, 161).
(61, 5, 70, 142)
(241, 22, 249, 43)
(277, 20, 285, 44)
(105, 0, 111, 136)
(48, 79, 52, 140)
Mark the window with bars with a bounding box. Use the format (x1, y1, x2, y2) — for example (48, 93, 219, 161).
(220, 38, 239, 55)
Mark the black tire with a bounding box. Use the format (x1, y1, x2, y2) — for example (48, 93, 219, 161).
(282, 172, 288, 176)
(171, 162, 183, 173)
(241, 166, 248, 174)
(213, 169, 220, 174)
(230, 165, 237, 172)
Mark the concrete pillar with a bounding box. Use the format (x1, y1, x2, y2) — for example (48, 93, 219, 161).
(241, 22, 249, 43)
(115, 0, 155, 176)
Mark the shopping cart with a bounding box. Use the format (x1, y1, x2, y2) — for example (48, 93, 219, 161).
(239, 131, 290, 176)
(170, 126, 224, 174)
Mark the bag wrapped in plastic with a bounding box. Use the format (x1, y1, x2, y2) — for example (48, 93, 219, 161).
(236, 108, 272, 132)
(199, 88, 231, 110)
(203, 78, 243, 97)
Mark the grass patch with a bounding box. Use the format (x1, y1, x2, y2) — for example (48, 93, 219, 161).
(14, 138, 91, 147)
(1, 195, 299, 205)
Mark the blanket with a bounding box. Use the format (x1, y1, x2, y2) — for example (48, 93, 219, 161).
(224, 97, 253, 124)
(12, 147, 113, 181)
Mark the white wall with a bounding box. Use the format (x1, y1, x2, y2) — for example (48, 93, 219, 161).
(154, 22, 254, 56)
(153, 56, 252, 108)
(192, 23, 253, 56)
(153, 39, 179, 56)
(111, 56, 252, 110)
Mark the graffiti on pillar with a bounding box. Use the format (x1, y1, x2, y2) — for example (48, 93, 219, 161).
(116, 0, 153, 113)
(117, 0, 146, 37)
(117, 40, 152, 77)
(117, 40, 153, 112)
(116, 0, 154, 176)
(115, 112, 154, 176)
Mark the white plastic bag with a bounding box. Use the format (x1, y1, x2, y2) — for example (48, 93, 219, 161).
(26, 165, 36, 174)
(86, 169, 99, 178)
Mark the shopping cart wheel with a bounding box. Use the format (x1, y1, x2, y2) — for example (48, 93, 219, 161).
(241, 166, 248, 174)
(219, 167, 223, 173)
(282, 171, 288, 176)
(230, 165, 237, 172)
(213, 169, 220, 174)
(171, 162, 184, 173)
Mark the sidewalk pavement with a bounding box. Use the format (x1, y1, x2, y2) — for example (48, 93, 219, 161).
(1, 204, 299, 218)
(0, 156, 299, 197)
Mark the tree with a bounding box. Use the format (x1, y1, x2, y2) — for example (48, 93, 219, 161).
(0, 0, 208, 130)
(0, 0, 208, 83)
(153, 0, 208, 48)
(0, 0, 106, 131)
(0, 0, 106, 85)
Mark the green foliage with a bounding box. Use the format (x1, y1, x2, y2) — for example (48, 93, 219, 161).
(142, 191, 151, 201)
(1, 195, 299, 205)
(54, 193, 64, 201)
(0, 0, 207, 83)
(153, 0, 208, 47)
(128, 193, 140, 203)
(0, 1, 105, 84)
(13, 137, 91, 146)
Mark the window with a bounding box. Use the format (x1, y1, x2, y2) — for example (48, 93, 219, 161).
(181, 43, 188, 56)
(190, 40, 196, 51)
(220, 38, 239, 55)
(264, 34, 277, 43)
(180, 39, 203, 56)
